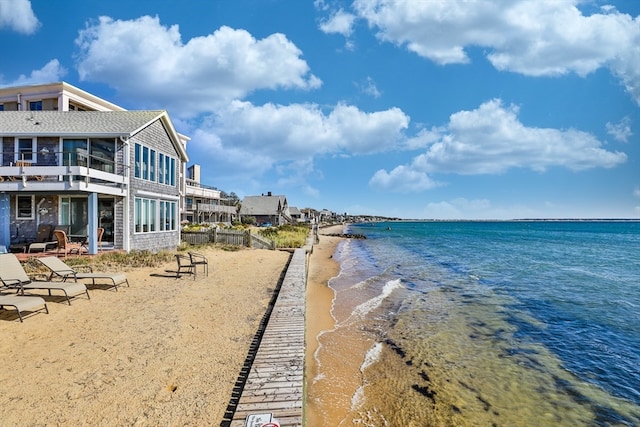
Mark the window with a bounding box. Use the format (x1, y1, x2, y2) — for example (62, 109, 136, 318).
(158, 153, 164, 183)
(60, 197, 88, 235)
(16, 138, 35, 162)
(149, 149, 156, 181)
(62, 139, 88, 166)
(159, 200, 177, 231)
(134, 143, 142, 178)
(89, 138, 115, 173)
(16, 195, 34, 219)
(134, 197, 174, 233)
(29, 101, 42, 111)
(134, 143, 176, 186)
(0, 104, 4, 111)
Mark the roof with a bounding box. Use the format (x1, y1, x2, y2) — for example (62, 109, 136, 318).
(0, 110, 188, 161)
(240, 195, 287, 216)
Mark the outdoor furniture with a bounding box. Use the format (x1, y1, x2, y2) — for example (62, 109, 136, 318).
(27, 224, 57, 253)
(37, 256, 129, 291)
(166, 254, 195, 279)
(189, 252, 209, 277)
(0, 254, 89, 305)
(0, 293, 48, 322)
(53, 230, 85, 257)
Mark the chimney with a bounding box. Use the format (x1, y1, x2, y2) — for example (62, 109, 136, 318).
(267, 191, 272, 196)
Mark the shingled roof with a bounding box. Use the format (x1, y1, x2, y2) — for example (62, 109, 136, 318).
(0, 110, 188, 160)
(240, 195, 287, 216)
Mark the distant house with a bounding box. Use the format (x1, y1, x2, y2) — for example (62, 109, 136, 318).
(240, 193, 291, 226)
(289, 206, 302, 222)
(0, 110, 188, 253)
(183, 164, 237, 224)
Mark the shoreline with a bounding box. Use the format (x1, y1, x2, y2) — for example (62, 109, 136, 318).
(305, 224, 344, 426)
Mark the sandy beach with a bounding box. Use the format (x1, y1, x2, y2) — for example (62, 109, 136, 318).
(0, 246, 290, 426)
(305, 225, 344, 426)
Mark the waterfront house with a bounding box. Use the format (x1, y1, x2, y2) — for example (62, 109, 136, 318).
(240, 193, 291, 226)
(0, 110, 188, 253)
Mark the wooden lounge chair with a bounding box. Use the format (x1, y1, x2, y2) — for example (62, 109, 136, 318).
(37, 256, 129, 291)
(53, 230, 84, 257)
(188, 252, 209, 277)
(0, 254, 90, 305)
(0, 293, 48, 322)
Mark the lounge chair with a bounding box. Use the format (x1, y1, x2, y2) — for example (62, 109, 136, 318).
(27, 224, 57, 253)
(0, 293, 48, 322)
(0, 253, 90, 305)
(53, 230, 84, 257)
(188, 252, 209, 277)
(37, 256, 129, 291)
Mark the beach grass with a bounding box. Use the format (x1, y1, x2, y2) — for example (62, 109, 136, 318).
(257, 223, 310, 248)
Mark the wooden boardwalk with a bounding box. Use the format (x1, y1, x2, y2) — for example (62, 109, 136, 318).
(224, 247, 307, 427)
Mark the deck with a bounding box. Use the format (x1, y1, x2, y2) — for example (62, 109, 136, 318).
(223, 247, 307, 427)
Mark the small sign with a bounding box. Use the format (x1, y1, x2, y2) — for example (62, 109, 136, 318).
(245, 413, 272, 427)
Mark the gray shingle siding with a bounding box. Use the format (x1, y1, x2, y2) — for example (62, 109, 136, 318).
(128, 119, 181, 251)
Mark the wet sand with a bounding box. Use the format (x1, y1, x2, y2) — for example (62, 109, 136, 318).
(305, 224, 345, 426)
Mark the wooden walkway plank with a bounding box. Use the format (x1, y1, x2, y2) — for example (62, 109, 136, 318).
(224, 248, 308, 427)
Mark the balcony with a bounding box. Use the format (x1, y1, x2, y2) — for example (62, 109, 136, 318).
(0, 151, 128, 195)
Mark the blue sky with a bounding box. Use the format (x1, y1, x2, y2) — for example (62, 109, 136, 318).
(1, 0, 639, 219)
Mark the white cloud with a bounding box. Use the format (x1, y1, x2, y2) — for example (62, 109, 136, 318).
(369, 98, 627, 192)
(319, 8, 356, 36)
(75, 16, 321, 117)
(417, 99, 627, 174)
(369, 165, 440, 192)
(3, 59, 66, 86)
(190, 100, 410, 181)
(0, 0, 39, 34)
(606, 117, 633, 142)
(350, 0, 640, 104)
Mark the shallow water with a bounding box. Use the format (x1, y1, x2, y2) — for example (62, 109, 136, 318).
(309, 221, 640, 426)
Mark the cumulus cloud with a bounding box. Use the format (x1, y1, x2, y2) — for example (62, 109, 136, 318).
(606, 117, 633, 142)
(369, 99, 627, 192)
(75, 16, 321, 117)
(369, 165, 440, 192)
(1, 59, 66, 87)
(189, 100, 410, 180)
(347, 0, 640, 104)
(0, 0, 39, 34)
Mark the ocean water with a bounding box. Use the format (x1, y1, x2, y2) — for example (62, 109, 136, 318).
(309, 221, 640, 426)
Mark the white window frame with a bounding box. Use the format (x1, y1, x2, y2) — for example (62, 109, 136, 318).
(15, 137, 35, 163)
(16, 195, 35, 220)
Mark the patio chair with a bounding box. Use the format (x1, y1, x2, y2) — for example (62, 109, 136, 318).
(37, 256, 129, 292)
(0, 254, 90, 305)
(53, 230, 84, 257)
(188, 252, 209, 277)
(27, 224, 57, 253)
(0, 293, 48, 322)
(165, 254, 195, 279)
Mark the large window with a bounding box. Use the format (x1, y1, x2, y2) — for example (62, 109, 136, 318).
(62, 139, 88, 167)
(16, 195, 34, 220)
(29, 100, 42, 111)
(135, 198, 174, 233)
(134, 143, 176, 186)
(16, 137, 35, 162)
(89, 138, 115, 173)
(60, 197, 88, 235)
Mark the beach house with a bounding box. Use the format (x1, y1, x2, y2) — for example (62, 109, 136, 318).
(0, 110, 188, 253)
(239, 193, 291, 226)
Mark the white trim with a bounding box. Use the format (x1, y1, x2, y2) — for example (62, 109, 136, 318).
(135, 190, 180, 200)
